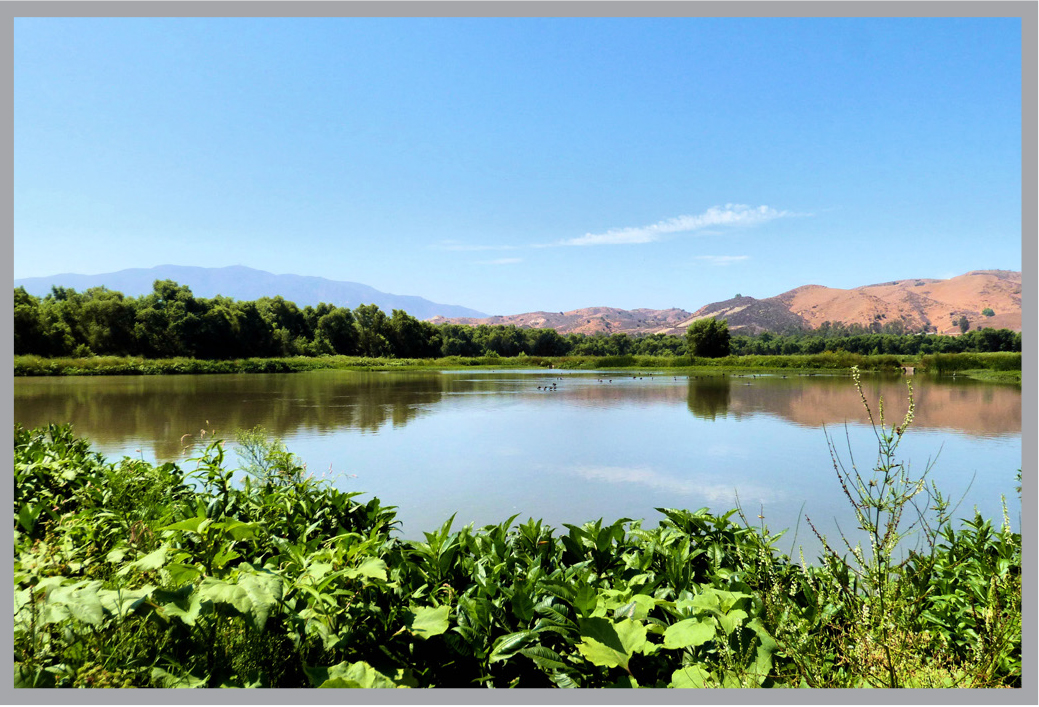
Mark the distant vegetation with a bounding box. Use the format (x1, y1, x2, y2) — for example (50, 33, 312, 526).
(14, 282, 1021, 365)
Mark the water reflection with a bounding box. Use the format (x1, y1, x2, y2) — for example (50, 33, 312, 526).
(567, 463, 778, 506)
(14, 370, 1019, 554)
(686, 377, 732, 421)
(13, 371, 446, 459)
(13, 371, 1021, 462)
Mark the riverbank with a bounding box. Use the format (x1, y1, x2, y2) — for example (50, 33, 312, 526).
(13, 423, 1021, 689)
(12, 351, 1022, 383)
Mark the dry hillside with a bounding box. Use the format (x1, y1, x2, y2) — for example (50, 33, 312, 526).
(431, 270, 1021, 336)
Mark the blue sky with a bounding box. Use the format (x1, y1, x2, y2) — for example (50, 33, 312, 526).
(14, 17, 1022, 315)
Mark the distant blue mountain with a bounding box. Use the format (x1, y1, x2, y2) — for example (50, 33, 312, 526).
(14, 265, 488, 320)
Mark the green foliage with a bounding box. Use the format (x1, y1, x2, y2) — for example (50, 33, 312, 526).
(982, 308, 995, 317)
(234, 426, 307, 486)
(920, 351, 1021, 374)
(685, 318, 731, 358)
(11, 279, 1022, 372)
(13, 424, 1020, 688)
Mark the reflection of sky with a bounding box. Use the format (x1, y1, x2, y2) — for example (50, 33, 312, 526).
(567, 463, 779, 505)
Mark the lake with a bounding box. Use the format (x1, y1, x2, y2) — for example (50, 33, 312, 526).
(14, 369, 1021, 559)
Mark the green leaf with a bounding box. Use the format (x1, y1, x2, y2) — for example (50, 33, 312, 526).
(518, 646, 568, 671)
(317, 677, 363, 688)
(165, 563, 202, 585)
(717, 609, 748, 636)
(613, 594, 656, 621)
(96, 585, 156, 617)
(197, 573, 282, 632)
(489, 631, 535, 663)
(576, 617, 647, 670)
(748, 618, 778, 683)
(162, 515, 209, 535)
(309, 660, 412, 688)
(17, 503, 42, 533)
(663, 618, 716, 650)
(237, 571, 284, 632)
(45, 581, 104, 626)
(573, 585, 597, 616)
(215, 519, 257, 541)
(670, 664, 712, 688)
(150, 666, 207, 688)
(511, 589, 535, 623)
(344, 557, 388, 582)
(105, 545, 129, 564)
(690, 590, 720, 613)
(117, 545, 169, 577)
(14, 663, 56, 688)
(154, 586, 204, 626)
(712, 589, 751, 613)
(199, 577, 251, 613)
(406, 605, 450, 639)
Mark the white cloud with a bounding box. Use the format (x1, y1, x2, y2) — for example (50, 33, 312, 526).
(475, 257, 523, 265)
(568, 464, 779, 504)
(695, 255, 750, 266)
(557, 204, 791, 247)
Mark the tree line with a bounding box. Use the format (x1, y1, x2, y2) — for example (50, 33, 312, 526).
(13, 281, 1021, 360)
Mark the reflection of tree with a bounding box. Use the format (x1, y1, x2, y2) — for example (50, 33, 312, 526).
(14, 371, 447, 460)
(686, 377, 731, 420)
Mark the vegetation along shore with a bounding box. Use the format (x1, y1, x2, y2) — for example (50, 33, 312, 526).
(12, 281, 1022, 383)
(13, 372, 1020, 688)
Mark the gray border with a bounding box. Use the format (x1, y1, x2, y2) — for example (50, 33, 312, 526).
(4, 2, 1034, 706)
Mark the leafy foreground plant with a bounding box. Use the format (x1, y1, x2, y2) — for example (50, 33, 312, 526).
(13, 416, 1020, 688)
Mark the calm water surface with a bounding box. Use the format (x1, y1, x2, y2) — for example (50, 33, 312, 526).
(14, 369, 1021, 557)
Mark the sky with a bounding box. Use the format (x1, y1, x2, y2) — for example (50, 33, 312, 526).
(14, 16, 1023, 316)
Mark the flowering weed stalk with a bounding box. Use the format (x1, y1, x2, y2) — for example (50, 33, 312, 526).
(806, 366, 945, 687)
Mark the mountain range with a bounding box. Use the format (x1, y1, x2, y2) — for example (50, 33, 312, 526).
(13, 265, 488, 321)
(433, 270, 1022, 336)
(14, 266, 1021, 336)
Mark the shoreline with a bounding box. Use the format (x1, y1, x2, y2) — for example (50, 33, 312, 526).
(13, 352, 1021, 384)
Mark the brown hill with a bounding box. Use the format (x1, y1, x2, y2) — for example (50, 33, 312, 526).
(429, 307, 696, 336)
(774, 269, 1021, 335)
(430, 270, 1021, 336)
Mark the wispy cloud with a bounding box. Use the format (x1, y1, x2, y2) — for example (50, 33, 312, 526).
(695, 255, 750, 266)
(556, 204, 792, 247)
(568, 464, 780, 505)
(475, 257, 523, 265)
(433, 204, 803, 252)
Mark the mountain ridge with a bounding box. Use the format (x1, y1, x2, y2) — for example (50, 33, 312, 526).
(14, 265, 489, 321)
(435, 270, 1021, 336)
(14, 266, 1020, 336)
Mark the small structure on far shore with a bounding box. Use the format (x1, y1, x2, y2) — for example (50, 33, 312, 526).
(901, 366, 915, 375)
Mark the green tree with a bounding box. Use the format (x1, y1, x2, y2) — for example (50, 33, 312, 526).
(387, 309, 429, 358)
(958, 316, 970, 334)
(79, 288, 139, 356)
(982, 308, 995, 317)
(353, 304, 390, 357)
(13, 287, 46, 355)
(685, 317, 731, 358)
(316, 307, 359, 355)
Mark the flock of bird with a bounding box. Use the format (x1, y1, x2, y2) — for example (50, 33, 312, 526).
(530, 371, 835, 391)
(531, 370, 839, 393)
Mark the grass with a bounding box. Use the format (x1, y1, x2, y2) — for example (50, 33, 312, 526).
(13, 373, 1021, 689)
(16, 350, 1018, 380)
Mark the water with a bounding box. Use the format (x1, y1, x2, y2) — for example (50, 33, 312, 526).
(14, 369, 1021, 558)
